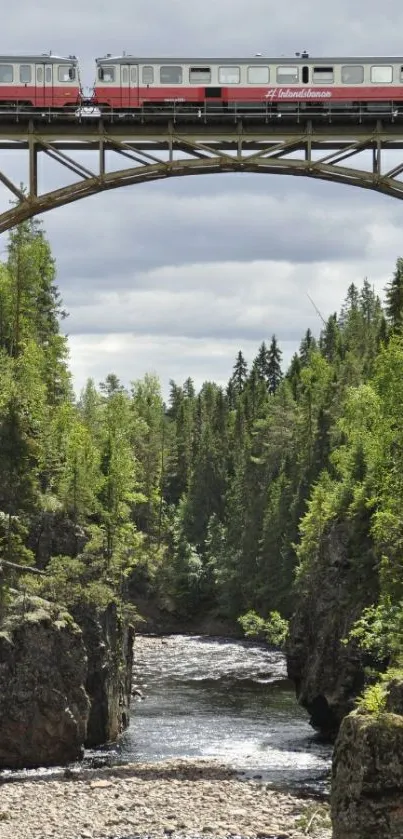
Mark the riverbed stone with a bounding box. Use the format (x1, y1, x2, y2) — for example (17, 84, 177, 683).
(0, 759, 332, 839)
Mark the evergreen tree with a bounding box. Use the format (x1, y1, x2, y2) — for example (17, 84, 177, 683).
(299, 329, 316, 366)
(385, 257, 403, 333)
(231, 350, 248, 396)
(253, 341, 270, 382)
(267, 335, 283, 394)
(320, 313, 341, 363)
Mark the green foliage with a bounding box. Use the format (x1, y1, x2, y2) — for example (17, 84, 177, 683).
(2, 216, 403, 670)
(356, 681, 388, 715)
(238, 609, 289, 648)
(347, 601, 403, 663)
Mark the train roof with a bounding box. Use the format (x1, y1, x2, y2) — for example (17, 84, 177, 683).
(0, 54, 78, 64)
(96, 54, 403, 65)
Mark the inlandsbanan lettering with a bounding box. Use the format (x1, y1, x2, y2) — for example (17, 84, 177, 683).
(265, 88, 332, 100)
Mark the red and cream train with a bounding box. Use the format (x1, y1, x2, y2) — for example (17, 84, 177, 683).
(2, 52, 403, 113)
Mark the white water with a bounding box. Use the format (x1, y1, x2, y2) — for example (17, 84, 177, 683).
(115, 635, 332, 792)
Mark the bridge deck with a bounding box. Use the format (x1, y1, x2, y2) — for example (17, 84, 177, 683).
(0, 113, 402, 232)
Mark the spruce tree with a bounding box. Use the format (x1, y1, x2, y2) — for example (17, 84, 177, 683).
(299, 328, 317, 366)
(231, 350, 248, 396)
(320, 314, 340, 363)
(385, 257, 403, 333)
(267, 335, 283, 394)
(253, 341, 270, 382)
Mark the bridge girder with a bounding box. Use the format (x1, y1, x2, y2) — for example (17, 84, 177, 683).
(0, 115, 403, 232)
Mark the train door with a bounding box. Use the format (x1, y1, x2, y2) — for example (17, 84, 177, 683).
(121, 64, 130, 107)
(120, 64, 139, 108)
(130, 65, 139, 108)
(36, 62, 54, 107)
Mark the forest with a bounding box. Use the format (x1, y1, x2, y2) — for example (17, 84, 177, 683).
(0, 216, 402, 688)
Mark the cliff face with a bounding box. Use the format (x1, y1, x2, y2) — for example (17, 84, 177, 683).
(0, 596, 90, 769)
(331, 683, 403, 838)
(287, 519, 379, 737)
(72, 602, 134, 747)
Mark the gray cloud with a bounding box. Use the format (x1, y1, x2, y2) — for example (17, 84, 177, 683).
(68, 333, 301, 398)
(43, 180, 399, 294)
(4, 0, 403, 74)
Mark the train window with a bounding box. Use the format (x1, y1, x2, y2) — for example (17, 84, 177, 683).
(58, 65, 75, 82)
(341, 65, 364, 83)
(142, 66, 154, 84)
(313, 66, 334, 83)
(45, 67, 52, 83)
(98, 66, 115, 82)
(20, 65, 31, 84)
(219, 66, 240, 84)
(247, 66, 269, 83)
(0, 65, 13, 83)
(371, 65, 393, 83)
(276, 66, 298, 83)
(160, 66, 183, 84)
(36, 66, 43, 83)
(189, 67, 211, 83)
(122, 67, 129, 84)
(131, 66, 137, 83)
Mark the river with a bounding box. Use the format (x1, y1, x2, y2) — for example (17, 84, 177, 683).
(105, 634, 332, 794)
(0, 633, 332, 794)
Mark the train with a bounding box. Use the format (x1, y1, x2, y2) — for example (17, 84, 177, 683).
(2, 52, 403, 114)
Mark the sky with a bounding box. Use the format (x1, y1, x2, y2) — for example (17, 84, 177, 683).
(2, 0, 403, 398)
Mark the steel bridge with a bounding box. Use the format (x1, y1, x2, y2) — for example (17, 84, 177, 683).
(1, 109, 403, 232)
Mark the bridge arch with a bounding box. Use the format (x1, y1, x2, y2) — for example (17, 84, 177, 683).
(0, 117, 402, 233)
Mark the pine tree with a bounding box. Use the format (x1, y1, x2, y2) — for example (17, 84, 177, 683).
(231, 350, 248, 396)
(130, 374, 165, 539)
(286, 353, 302, 400)
(299, 329, 316, 366)
(267, 335, 283, 394)
(320, 313, 341, 363)
(253, 341, 270, 382)
(385, 257, 403, 333)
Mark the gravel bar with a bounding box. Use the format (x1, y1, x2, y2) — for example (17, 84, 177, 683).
(0, 759, 332, 839)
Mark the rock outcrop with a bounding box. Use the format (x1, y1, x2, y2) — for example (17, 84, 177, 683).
(72, 602, 134, 747)
(28, 510, 87, 567)
(0, 595, 90, 769)
(287, 519, 379, 737)
(331, 701, 403, 838)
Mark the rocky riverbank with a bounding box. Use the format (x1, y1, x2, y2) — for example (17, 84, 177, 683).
(0, 760, 331, 839)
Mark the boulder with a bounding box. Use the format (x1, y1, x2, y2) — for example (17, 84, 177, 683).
(331, 710, 403, 838)
(72, 602, 134, 746)
(0, 595, 90, 769)
(287, 520, 379, 737)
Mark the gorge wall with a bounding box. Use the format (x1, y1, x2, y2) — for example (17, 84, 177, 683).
(72, 602, 134, 747)
(0, 596, 134, 769)
(287, 518, 379, 737)
(0, 595, 90, 769)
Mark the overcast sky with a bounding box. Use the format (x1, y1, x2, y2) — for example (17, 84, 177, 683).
(2, 0, 403, 397)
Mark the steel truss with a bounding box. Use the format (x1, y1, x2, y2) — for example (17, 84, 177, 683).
(1, 115, 403, 232)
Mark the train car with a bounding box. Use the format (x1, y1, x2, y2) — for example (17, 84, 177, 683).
(0, 54, 80, 109)
(94, 54, 403, 113)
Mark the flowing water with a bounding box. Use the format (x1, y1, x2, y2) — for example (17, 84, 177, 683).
(0, 634, 332, 793)
(116, 634, 332, 794)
